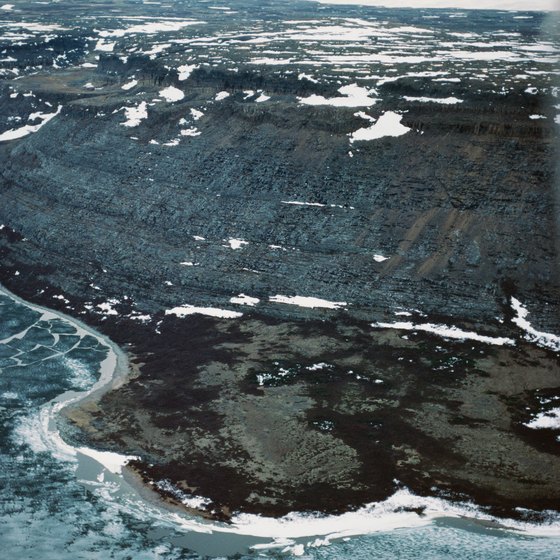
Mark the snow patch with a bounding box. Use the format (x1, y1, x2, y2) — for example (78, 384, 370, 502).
(160, 86, 184, 102)
(270, 295, 347, 310)
(96, 299, 120, 316)
(0, 105, 62, 142)
(121, 80, 138, 91)
(180, 127, 201, 137)
(95, 40, 116, 52)
(511, 297, 560, 352)
(299, 83, 378, 108)
(525, 408, 560, 431)
(350, 111, 410, 143)
(224, 238, 248, 250)
(403, 96, 463, 104)
(177, 63, 198, 81)
(372, 320, 515, 346)
(121, 102, 148, 127)
(298, 73, 319, 83)
(165, 305, 242, 319)
(230, 294, 260, 306)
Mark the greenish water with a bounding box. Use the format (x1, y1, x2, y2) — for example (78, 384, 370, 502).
(1, 288, 559, 559)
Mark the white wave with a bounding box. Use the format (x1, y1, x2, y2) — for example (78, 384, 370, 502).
(13, 403, 77, 463)
(62, 357, 97, 390)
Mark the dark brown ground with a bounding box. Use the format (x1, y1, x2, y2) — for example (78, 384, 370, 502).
(60, 311, 560, 521)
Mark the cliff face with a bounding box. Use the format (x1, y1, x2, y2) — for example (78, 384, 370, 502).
(1, 0, 559, 518)
(1, 66, 558, 327)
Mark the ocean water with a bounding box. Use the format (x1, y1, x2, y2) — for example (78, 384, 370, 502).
(0, 287, 559, 559)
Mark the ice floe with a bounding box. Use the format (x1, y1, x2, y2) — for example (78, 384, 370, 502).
(269, 295, 347, 310)
(350, 111, 410, 143)
(165, 305, 242, 319)
(225, 485, 560, 541)
(215, 91, 230, 101)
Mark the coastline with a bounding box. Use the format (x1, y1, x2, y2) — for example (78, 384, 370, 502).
(2, 282, 560, 547)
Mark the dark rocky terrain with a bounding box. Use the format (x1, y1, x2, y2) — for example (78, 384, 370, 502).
(1, 0, 559, 520)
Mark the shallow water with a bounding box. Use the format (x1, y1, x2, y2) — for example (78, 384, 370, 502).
(1, 289, 559, 559)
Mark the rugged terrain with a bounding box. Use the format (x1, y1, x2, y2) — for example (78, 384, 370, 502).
(1, 0, 559, 519)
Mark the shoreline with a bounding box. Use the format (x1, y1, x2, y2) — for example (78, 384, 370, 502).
(2, 282, 560, 546)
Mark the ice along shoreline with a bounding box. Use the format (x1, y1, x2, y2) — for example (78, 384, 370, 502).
(2, 282, 560, 557)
